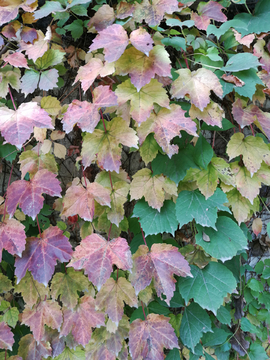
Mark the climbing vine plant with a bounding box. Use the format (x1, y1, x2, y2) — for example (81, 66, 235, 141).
(0, 0, 270, 359)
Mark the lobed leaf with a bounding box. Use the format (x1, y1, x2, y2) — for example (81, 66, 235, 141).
(15, 226, 72, 286)
(60, 295, 105, 347)
(67, 234, 132, 290)
(96, 277, 138, 325)
(0, 102, 53, 149)
(61, 181, 111, 222)
(129, 313, 179, 360)
(7, 169, 61, 220)
(21, 300, 62, 343)
(178, 262, 237, 314)
(0, 218, 26, 262)
(89, 24, 129, 62)
(130, 243, 191, 305)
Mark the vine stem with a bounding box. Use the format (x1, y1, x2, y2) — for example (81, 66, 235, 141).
(250, 124, 255, 136)
(108, 223, 112, 242)
(59, 83, 80, 103)
(82, 165, 88, 187)
(139, 219, 148, 247)
(181, 50, 189, 69)
(141, 300, 147, 320)
(8, 86, 17, 111)
(109, 171, 113, 190)
(2, 163, 14, 222)
(212, 131, 216, 149)
(36, 216, 42, 237)
(100, 109, 107, 133)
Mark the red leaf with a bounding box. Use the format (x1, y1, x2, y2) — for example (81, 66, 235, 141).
(137, 104, 197, 158)
(3, 52, 29, 68)
(61, 181, 111, 222)
(130, 244, 191, 304)
(67, 234, 132, 290)
(15, 226, 72, 286)
(6, 169, 62, 220)
(20, 26, 38, 44)
(95, 277, 138, 325)
(20, 29, 50, 62)
(130, 27, 154, 56)
(0, 321, 14, 350)
(73, 57, 115, 92)
(129, 313, 179, 360)
(0, 102, 53, 149)
(21, 300, 62, 342)
(18, 334, 52, 360)
(60, 295, 105, 347)
(62, 85, 118, 133)
(221, 74, 245, 87)
(252, 218, 263, 236)
(115, 45, 171, 91)
(133, 0, 178, 27)
(87, 4, 115, 31)
(0, 218, 26, 262)
(192, 1, 227, 31)
(232, 98, 270, 139)
(89, 24, 129, 62)
(232, 98, 255, 128)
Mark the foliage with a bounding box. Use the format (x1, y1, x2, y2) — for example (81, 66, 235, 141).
(0, 0, 270, 359)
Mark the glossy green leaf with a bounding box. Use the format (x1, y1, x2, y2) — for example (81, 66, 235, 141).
(178, 262, 237, 314)
(132, 200, 178, 236)
(195, 216, 247, 261)
(180, 302, 212, 352)
(176, 189, 230, 229)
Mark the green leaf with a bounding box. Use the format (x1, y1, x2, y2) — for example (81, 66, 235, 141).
(165, 348, 181, 360)
(194, 135, 213, 169)
(130, 234, 162, 254)
(35, 49, 64, 70)
(161, 37, 186, 51)
(2, 307, 19, 328)
(247, 278, 264, 292)
(262, 267, 270, 279)
(152, 144, 199, 184)
(64, 19, 84, 40)
(130, 306, 149, 323)
(157, 289, 185, 308)
(202, 327, 230, 347)
(70, 4, 88, 15)
(176, 189, 230, 230)
(139, 133, 161, 165)
(201, 118, 235, 131)
(195, 216, 247, 262)
(0, 142, 18, 163)
(132, 200, 178, 236)
(233, 0, 270, 35)
(207, 19, 248, 38)
(54, 11, 70, 26)
(147, 301, 171, 316)
(166, 19, 194, 28)
(248, 342, 268, 360)
(54, 346, 85, 360)
(241, 318, 260, 336)
(216, 305, 231, 325)
(217, 69, 263, 99)
(0, 274, 13, 293)
(178, 262, 237, 314)
(220, 53, 260, 72)
(180, 302, 212, 352)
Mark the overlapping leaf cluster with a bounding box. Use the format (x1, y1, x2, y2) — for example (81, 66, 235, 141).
(0, 0, 270, 359)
